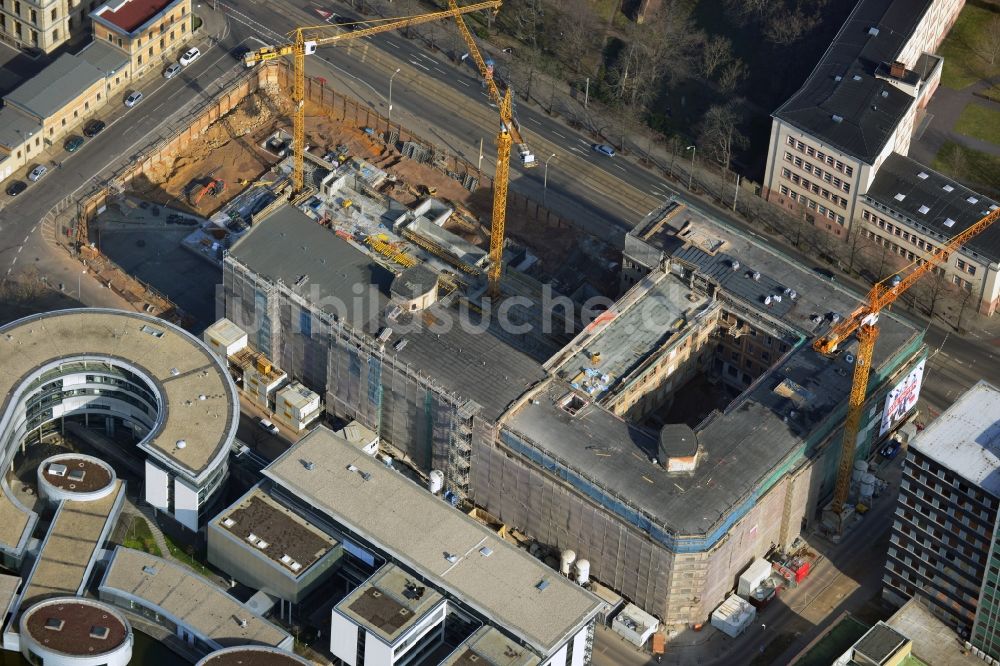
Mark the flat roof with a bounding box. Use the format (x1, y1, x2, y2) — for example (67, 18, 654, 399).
(863, 153, 1000, 262)
(3, 54, 104, 119)
(77, 39, 129, 76)
(215, 487, 338, 577)
(22, 598, 129, 656)
(229, 204, 394, 334)
(41, 456, 114, 492)
(773, 0, 932, 163)
(204, 318, 247, 349)
(336, 564, 444, 644)
(910, 381, 1000, 496)
(0, 310, 238, 482)
(198, 646, 311, 666)
(276, 382, 317, 411)
(92, 0, 182, 34)
(853, 622, 908, 664)
(100, 547, 291, 648)
(229, 206, 547, 422)
(19, 482, 123, 612)
(0, 107, 41, 150)
(509, 206, 921, 540)
(547, 271, 715, 402)
(441, 626, 541, 666)
(264, 427, 603, 654)
(405, 216, 487, 267)
(886, 598, 982, 666)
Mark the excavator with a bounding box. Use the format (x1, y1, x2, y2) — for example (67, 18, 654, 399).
(191, 178, 226, 206)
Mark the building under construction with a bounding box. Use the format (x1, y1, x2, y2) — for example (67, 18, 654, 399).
(222, 168, 925, 632)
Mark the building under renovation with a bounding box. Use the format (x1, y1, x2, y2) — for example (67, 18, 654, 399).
(222, 175, 925, 632)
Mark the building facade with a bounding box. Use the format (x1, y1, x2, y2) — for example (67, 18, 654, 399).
(883, 381, 1000, 651)
(0, 0, 97, 53)
(762, 0, 962, 238)
(90, 0, 191, 78)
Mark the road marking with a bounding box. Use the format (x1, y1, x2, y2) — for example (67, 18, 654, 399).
(579, 139, 590, 145)
(458, 80, 470, 87)
(16, 246, 22, 254)
(552, 131, 566, 139)
(22, 235, 28, 244)
(570, 146, 584, 153)
(409, 60, 430, 72)
(615, 164, 627, 173)
(10, 257, 16, 266)
(386, 40, 401, 49)
(434, 67, 447, 75)
(525, 117, 541, 125)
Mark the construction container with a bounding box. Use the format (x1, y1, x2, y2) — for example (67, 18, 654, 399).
(738, 558, 773, 598)
(611, 603, 659, 648)
(711, 594, 756, 638)
(652, 632, 665, 655)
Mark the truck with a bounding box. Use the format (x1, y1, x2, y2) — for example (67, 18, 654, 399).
(517, 143, 537, 167)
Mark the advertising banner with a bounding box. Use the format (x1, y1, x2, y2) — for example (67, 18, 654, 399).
(879, 358, 925, 437)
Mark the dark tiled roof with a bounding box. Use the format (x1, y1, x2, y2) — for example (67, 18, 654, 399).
(774, 0, 934, 163)
(863, 153, 1000, 262)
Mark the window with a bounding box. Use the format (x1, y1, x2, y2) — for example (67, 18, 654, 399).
(29, 8, 35, 23)
(806, 146, 815, 157)
(787, 136, 795, 147)
(51, 28, 57, 40)
(968, 265, 977, 276)
(51, 8, 56, 20)
(61, 118, 65, 126)
(845, 165, 854, 176)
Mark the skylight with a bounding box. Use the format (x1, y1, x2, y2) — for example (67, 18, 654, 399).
(894, 193, 906, 201)
(917, 172, 928, 180)
(943, 218, 956, 228)
(918, 205, 930, 214)
(942, 184, 954, 192)
(967, 196, 979, 204)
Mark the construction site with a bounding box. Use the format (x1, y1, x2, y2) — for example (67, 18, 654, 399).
(65, 2, 947, 647)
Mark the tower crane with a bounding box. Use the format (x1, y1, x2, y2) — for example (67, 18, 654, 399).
(815, 206, 1000, 531)
(447, 0, 536, 299)
(243, 1, 503, 195)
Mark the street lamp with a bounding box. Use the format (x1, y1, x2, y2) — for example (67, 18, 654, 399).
(686, 145, 696, 191)
(543, 153, 556, 205)
(78, 270, 87, 299)
(388, 68, 401, 126)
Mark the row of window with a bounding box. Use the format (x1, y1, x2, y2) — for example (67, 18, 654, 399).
(783, 151, 852, 193)
(778, 185, 847, 224)
(862, 208, 949, 257)
(861, 229, 951, 277)
(0, 0, 58, 26)
(785, 135, 854, 176)
(780, 168, 849, 209)
(903, 467, 995, 523)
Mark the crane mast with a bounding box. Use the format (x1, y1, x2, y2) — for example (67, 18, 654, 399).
(817, 206, 1000, 528)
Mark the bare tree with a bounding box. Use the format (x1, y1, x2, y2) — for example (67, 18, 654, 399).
(976, 16, 1000, 65)
(955, 284, 976, 333)
(718, 58, 747, 94)
(701, 36, 733, 79)
(723, 0, 770, 22)
(914, 270, 950, 319)
(551, 0, 599, 74)
(764, 6, 820, 45)
(507, 0, 545, 50)
(698, 102, 748, 172)
(838, 221, 877, 276)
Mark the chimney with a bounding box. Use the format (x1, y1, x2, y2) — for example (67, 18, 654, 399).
(889, 61, 905, 78)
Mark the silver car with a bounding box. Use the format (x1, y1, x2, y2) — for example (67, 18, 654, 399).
(124, 90, 143, 108)
(27, 164, 47, 182)
(163, 63, 181, 79)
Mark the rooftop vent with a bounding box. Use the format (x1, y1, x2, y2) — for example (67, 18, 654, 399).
(942, 184, 954, 192)
(917, 172, 929, 180)
(90, 626, 110, 640)
(44, 618, 65, 632)
(868, 26, 880, 36)
(834, 75, 842, 82)
(536, 579, 550, 591)
(140, 325, 164, 338)
(142, 565, 158, 575)
(967, 196, 979, 204)
(730, 259, 740, 271)
(48, 463, 68, 477)
(222, 517, 236, 528)
(170, 367, 180, 376)
(832, 115, 843, 123)
(445, 553, 459, 564)
(255, 540, 269, 550)
(918, 205, 930, 214)
(67, 469, 86, 482)
(175, 439, 187, 449)
(479, 547, 494, 557)
(304, 460, 315, 471)
(247, 533, 260, 545)
(944, 218, 956, 228)
(889, 61, 906, 78)
(894, 193, 906, 201)
(852, 74, 862, 81)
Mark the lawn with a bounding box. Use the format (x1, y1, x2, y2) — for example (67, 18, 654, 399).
(122, 516, 162, 557)
(794, 616, 869, 666)
(954, 102, 1000, 144)
(939, 3, 1000, 89)
(164, 533, 212, 577)
(932, 140, 1000, 198)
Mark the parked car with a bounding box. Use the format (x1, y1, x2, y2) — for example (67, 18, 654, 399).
(83, 119, 106, 137)
(179, 47, 201, 66)
(592, 143, 616, 157)
(258, 418, 280, 435)
(163, 62, 182, 79)
(124, 90, 143, 108)
(63, 136, 84, 153)
(27, 164, 47, 182)
(5, 180, 26, 197)
(880, 439, 902, 460)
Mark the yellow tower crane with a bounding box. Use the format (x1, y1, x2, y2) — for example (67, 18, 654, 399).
(243, 1, 503, 195)
(815, 206, 1000, 531)
(447, 0, 536, 299)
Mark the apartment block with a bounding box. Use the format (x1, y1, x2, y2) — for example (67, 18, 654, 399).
(0, 0, 96, 53)
(90, 0, 192, 77)
(858, 153, 1000, 315)
(883, 381, 1000, 650)
(762, 0, 962, 238)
